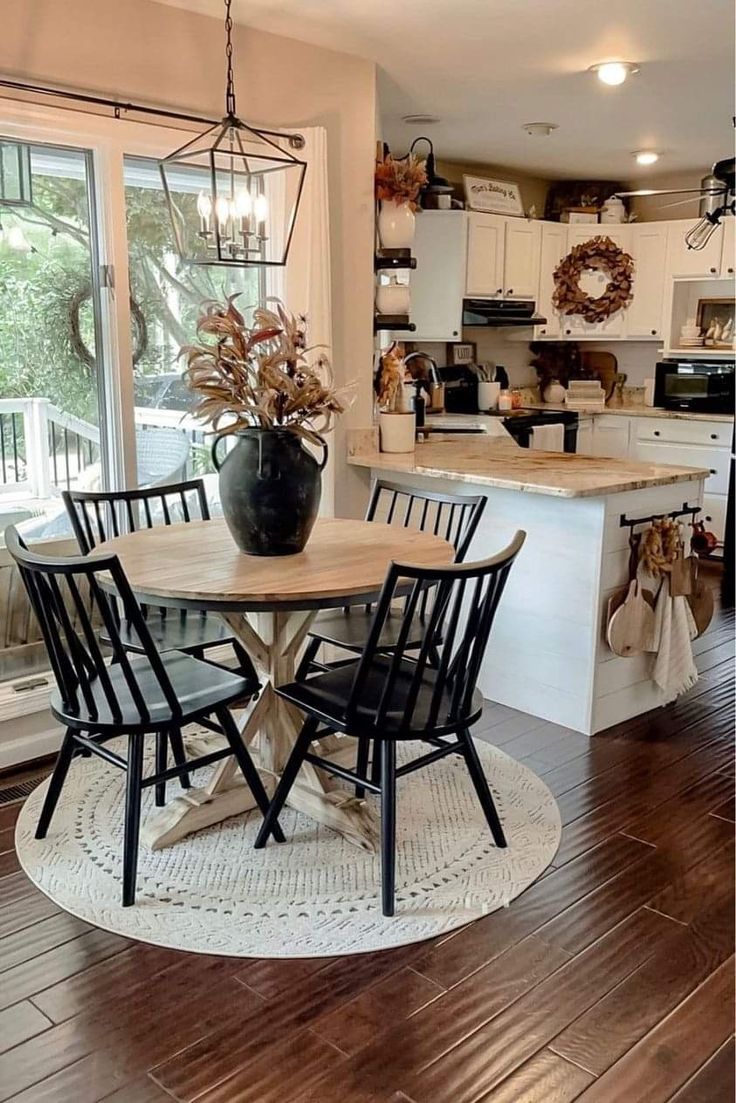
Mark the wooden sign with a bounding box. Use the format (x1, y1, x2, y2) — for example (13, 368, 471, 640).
(463, 175, 523, 216)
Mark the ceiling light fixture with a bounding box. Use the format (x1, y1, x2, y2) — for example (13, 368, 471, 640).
(588, 61, 639, 86)
(634, 150, 659, 165)
(159, 0, 306, 268)
(522, 122, 559, 137)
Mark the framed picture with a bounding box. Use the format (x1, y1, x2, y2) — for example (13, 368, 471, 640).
(463, 175, 523, 217)
(696, 298, 735, 347)
(447, 341, 476, 366)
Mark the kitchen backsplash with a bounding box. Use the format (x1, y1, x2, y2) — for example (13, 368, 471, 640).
(412, 334, 661, 390)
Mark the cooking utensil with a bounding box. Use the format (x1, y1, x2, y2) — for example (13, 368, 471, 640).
(669, 534, 692, 598)
(607, 579, 657, 656)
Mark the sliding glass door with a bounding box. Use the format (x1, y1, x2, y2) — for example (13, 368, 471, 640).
(0, 141, 110, 546)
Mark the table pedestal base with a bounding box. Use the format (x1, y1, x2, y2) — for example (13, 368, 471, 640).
(140, 610, 379, 852)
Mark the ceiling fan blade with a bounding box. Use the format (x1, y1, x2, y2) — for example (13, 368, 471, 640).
(615, 187, 723, 199)
(657, 195, 705, 210)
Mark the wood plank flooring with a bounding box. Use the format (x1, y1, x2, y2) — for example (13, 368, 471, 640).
(0, 603, 732, 1102)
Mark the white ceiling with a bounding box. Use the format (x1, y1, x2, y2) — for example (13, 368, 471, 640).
(155, 0, 734, 180)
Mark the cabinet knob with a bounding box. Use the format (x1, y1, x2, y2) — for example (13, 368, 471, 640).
(650, 329, 657, 335)
(710, 468, 717, 475)
(709, 267, 717, 273)
(565, 328, 572, 335)
(728, 267, 734, 274)
(653, 430, 660, 436)
(711, 433, 718, 439)
(506, 288, 514, 295)
(496, 288, 503, 295)
(452, 330, 458, 337)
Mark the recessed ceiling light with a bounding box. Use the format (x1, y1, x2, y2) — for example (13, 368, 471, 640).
(588, 61, 639, 86)
(634, 150, 659, 165)
(522, 122, 559, 137)
(402, 114, 441, 126)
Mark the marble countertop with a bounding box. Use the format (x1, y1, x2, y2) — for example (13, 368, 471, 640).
(523, 402, 734, 423)
(348, 436, 710, 498)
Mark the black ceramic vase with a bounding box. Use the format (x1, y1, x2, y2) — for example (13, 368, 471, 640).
(212, 427, 328, 556)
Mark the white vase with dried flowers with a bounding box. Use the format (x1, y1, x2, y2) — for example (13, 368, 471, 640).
(183, 296, 350, 555)
(375, 152, 427, 250)
(375, 343, 416, 453)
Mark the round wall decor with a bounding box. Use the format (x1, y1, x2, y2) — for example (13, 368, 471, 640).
(553, 235, 634, 323)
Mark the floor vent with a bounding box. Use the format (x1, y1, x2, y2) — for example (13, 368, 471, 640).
(0, 775, 47, 806)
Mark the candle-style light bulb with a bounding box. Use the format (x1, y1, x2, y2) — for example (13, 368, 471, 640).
(215, 194, 231, 237)
(196, 191, 212, 232)
(234, 189, 252, 231)
(253, 193, 269, 227)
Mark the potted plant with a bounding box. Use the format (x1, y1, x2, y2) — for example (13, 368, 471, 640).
(184, 296, 348, 556)
(375, 152, 427, 250)
(375, 343, 416, 453)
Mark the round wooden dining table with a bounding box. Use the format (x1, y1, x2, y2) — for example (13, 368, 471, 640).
(97, 516, 454, 852)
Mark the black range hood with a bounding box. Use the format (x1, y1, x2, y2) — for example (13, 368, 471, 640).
(462, 298, 547, 328)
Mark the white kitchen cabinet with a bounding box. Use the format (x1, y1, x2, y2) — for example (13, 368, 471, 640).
(408, 211, 466, 341)
(561, 225, 632, 339)
(503, 219, 541, 300)
(625, 223, 668, 339)
(575, 416, 595, 455)
(590, 415, 631, 459)
(720, 217, 735, 277)
(466, 213, 505, 298)
(666, 218, 723, 278)
(536, 222, 567, 338)
(631, 416, 732, 543)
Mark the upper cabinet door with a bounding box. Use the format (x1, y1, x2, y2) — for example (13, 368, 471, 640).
(561, 225, 632, 338)
(466, 213, 505, 298)
(503, 220, 541, 299)
(536, 222, 567, 338)
(409, 211, 467, 341)
(666, 218, 723, 278)
(625, 223, 668, 339)
(719, 217, 734, 276)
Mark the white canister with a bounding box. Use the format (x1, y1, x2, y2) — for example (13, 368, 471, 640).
(543, 379, 567, 404)
(377, 199, 416, 249)
(600, 196, 626, 224)
(477, 381, 501, 411)
(375, 275, 410, 315)
(379, 411, 416, 453)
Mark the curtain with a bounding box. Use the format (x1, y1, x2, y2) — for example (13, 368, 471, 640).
(281, 127, 335, 517)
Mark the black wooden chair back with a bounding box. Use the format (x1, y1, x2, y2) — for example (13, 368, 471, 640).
(347, 530, 526, 734)
(5, 526, 180, 727)
(62, 479, 210, 553)
(366, 480, 486, 560)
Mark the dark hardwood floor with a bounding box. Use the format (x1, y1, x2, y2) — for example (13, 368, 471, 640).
(0, 601, 733, 1102)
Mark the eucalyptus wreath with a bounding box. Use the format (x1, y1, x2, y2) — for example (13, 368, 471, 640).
(553, 235, 634, 323)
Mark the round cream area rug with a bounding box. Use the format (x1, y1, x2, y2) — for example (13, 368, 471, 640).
(15, 736, 560, 957)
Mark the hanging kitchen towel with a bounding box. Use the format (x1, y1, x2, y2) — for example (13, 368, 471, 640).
(530, 423, 565, 452)
(652, 574, 699, 702)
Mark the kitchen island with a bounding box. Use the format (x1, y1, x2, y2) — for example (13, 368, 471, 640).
(348, 433, 709, 735)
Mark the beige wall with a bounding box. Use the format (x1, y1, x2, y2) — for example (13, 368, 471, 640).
(0, 0, 377, 514)
(437, 158, 550, 216)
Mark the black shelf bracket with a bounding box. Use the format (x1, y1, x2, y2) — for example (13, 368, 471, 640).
(374, 253, 417, 271)
(374, 315, 416, 333)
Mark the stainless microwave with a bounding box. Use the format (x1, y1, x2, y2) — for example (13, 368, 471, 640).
(654, 359, 734, 413)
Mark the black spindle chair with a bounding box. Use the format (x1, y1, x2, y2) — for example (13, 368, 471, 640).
(63, 481, 256, 682)
(256, 530, 526, 916)
(295, 480, 487, 680)
(5, 526, 282, 907)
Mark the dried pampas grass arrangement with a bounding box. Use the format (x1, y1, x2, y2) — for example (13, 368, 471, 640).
(183, 296, 350, 445)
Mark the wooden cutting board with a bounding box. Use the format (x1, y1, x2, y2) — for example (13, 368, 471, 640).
(607, 579, 657, 656)
(687, 556, 715, 638)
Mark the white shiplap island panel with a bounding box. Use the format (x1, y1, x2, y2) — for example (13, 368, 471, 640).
(349, 438, 707, 735)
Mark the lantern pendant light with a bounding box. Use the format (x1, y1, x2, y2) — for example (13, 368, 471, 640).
(159, 0, 306, 267)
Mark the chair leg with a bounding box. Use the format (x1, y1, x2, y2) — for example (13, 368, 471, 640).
(35, 729, 76, 840)
(168, 727, 191, 790)
(154, 733, 167, 807)
(371, 741, 383, 788)
(295, 636, 321, 682)
(122, 733, 144, 907)
(216, 708, 286, 844)
(254, 716, 319, 848)
(355, 736, 371, 798)
(458, 728, 507, 848)
(380, 740, 397, 917)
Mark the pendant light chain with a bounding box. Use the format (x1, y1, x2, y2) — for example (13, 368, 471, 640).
(224, 0, 236, 118)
